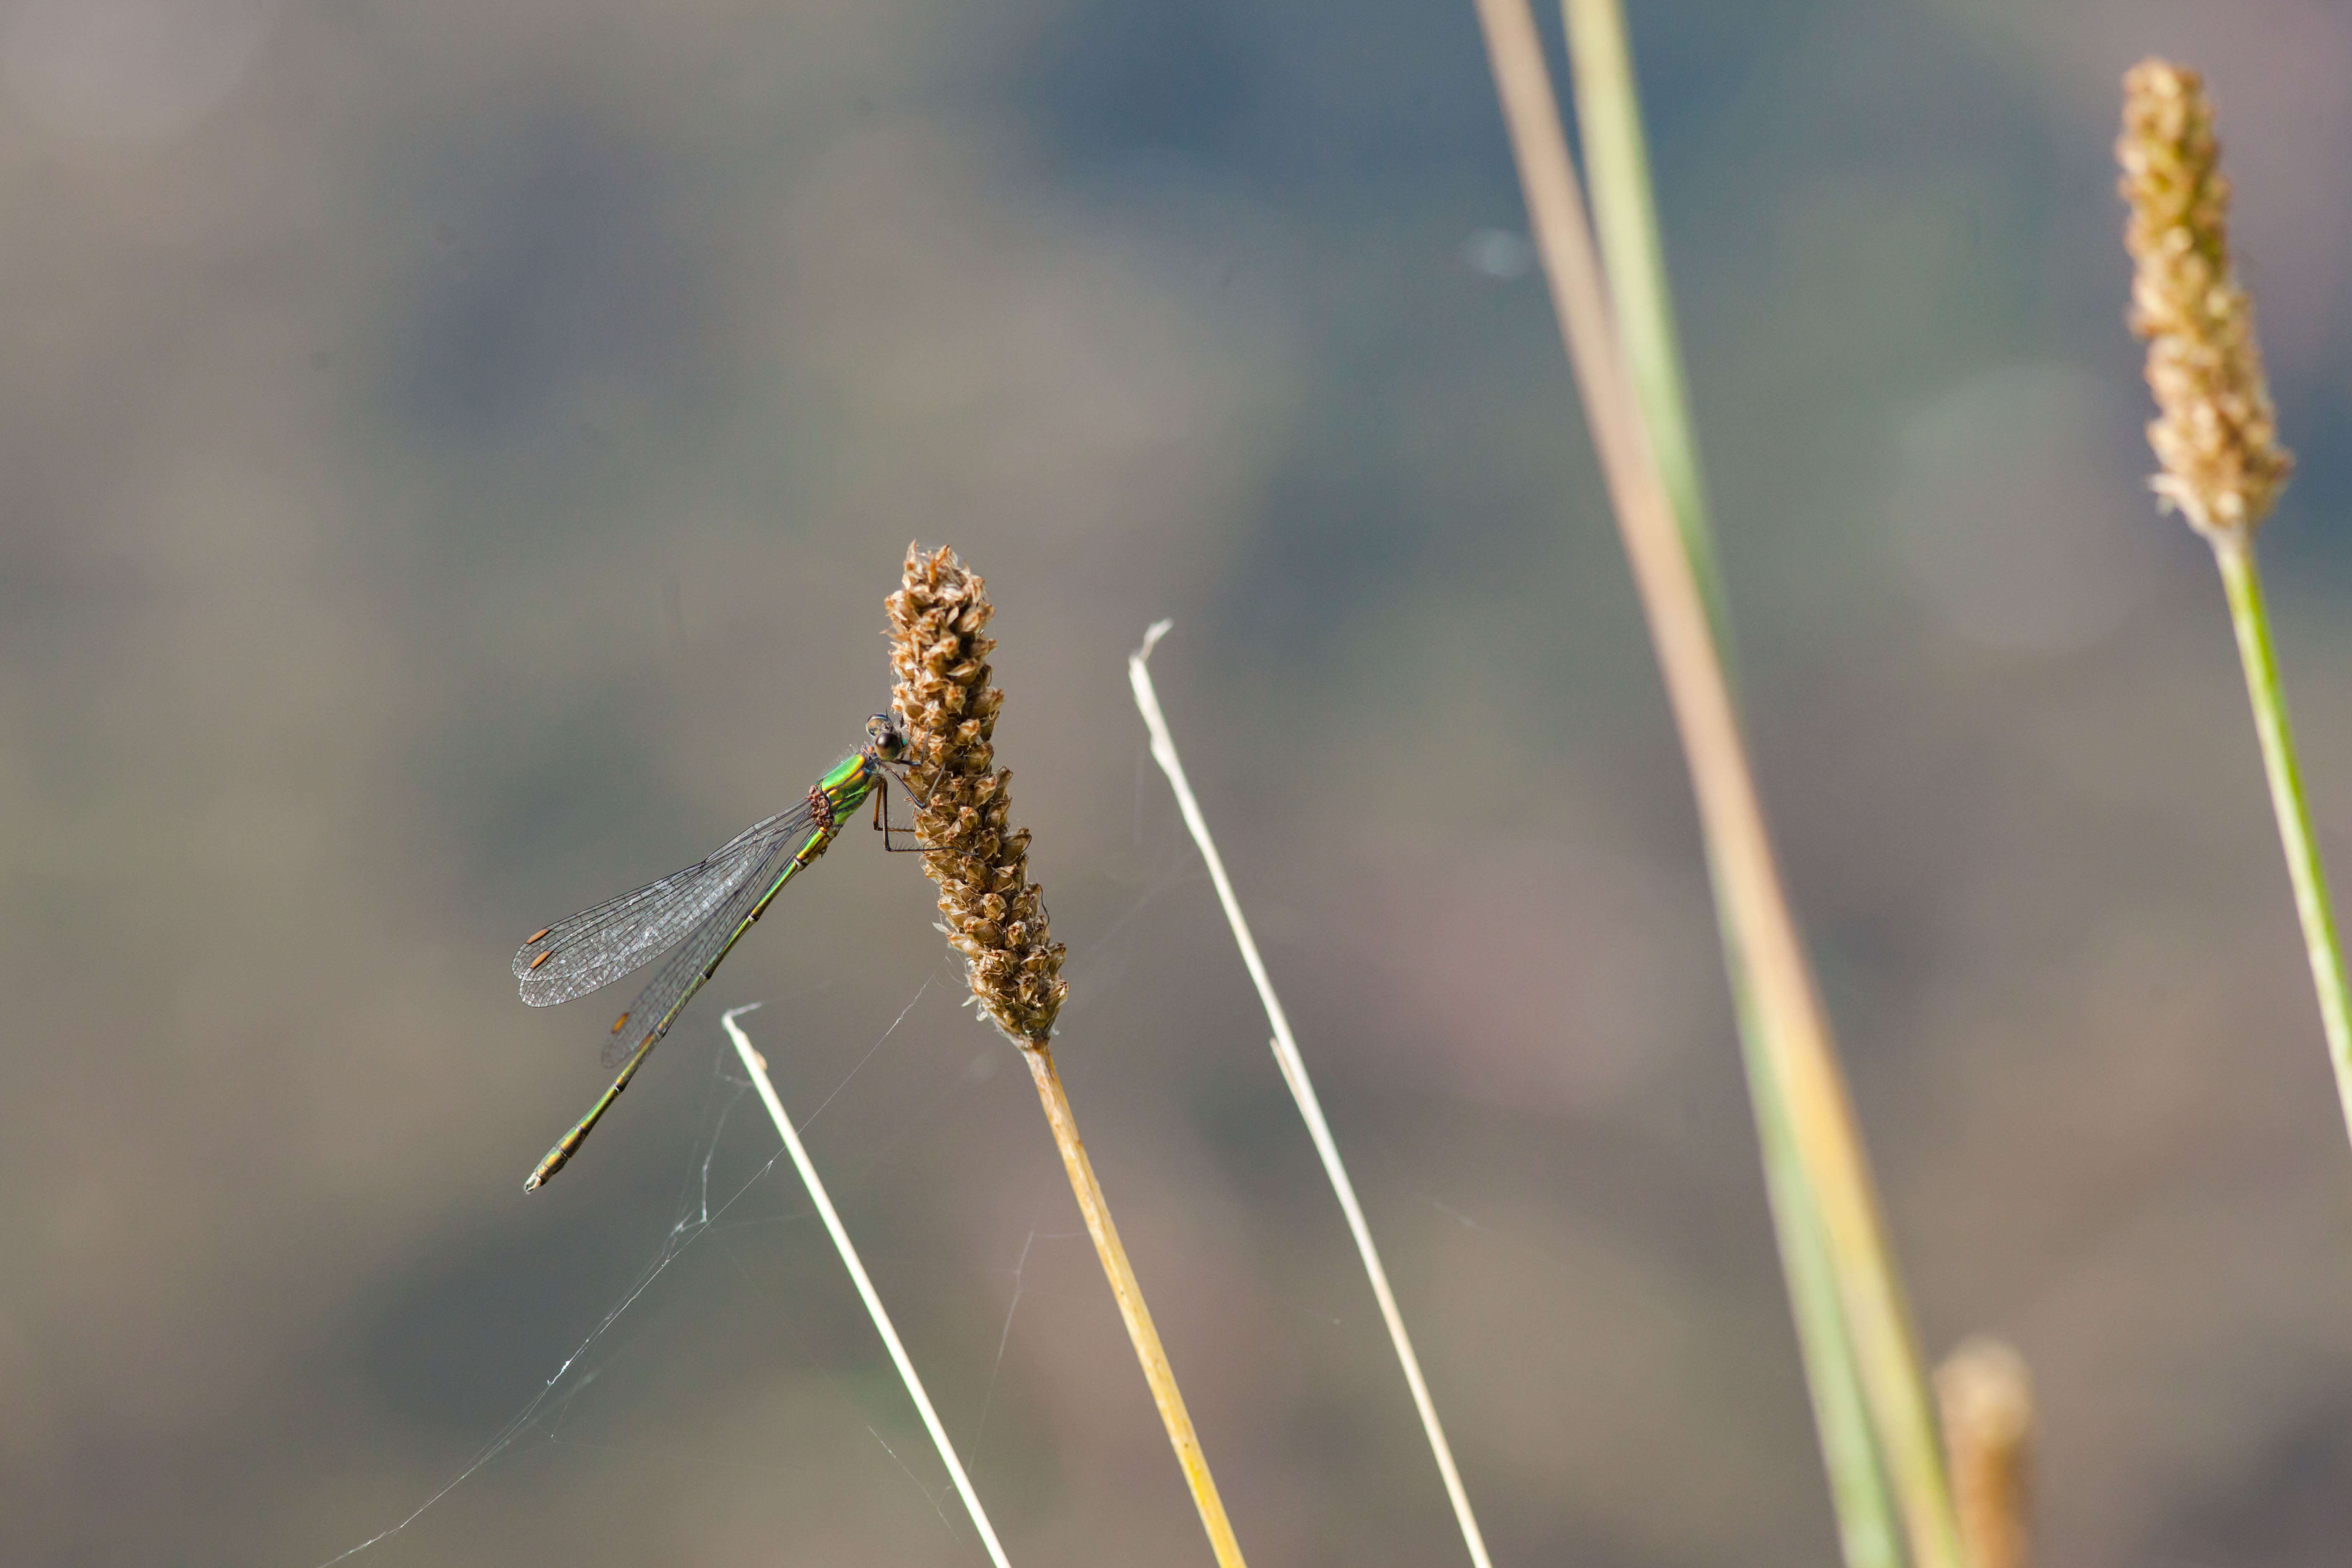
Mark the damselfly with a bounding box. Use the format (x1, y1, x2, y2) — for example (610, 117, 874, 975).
(512, 713, 923, 1190)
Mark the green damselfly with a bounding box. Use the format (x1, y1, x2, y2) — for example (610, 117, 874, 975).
(513, 713, 923, 1190)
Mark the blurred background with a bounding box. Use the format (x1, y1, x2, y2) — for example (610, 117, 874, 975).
(5, 0, 2352, 1563)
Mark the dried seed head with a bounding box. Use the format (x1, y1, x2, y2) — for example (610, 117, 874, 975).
(2118, 58, 2293, 539)
(1936, 1337, 2035, 1568)
(885, 544, 1067, 1047)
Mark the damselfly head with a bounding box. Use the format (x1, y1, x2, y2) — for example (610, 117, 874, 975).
(866, 712, 910, 762)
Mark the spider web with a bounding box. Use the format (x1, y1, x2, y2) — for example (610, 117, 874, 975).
(312, 806, 1217, 1568)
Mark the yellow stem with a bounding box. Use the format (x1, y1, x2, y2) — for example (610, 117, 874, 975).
(1022, 1044, 1247, 1568)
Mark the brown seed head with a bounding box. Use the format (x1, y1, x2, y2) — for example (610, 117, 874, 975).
(884, 544, 1067, 1047)
(1936, 1336, 2035, 1568)
(2118, 58, 2293, 539)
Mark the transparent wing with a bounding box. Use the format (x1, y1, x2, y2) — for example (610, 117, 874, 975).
(595, 822, 832, 1069)
(513, 805, 816, 1007)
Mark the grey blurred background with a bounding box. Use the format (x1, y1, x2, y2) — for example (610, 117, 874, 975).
(5, 0, 2352, 1563)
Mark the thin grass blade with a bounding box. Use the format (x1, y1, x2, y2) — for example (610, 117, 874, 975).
(1468, 0, 1963, 1560)
(1129, 622, 1493, 1568)
(723, 1007, 1015, 1568)
(1561, 3, 1901, 1559)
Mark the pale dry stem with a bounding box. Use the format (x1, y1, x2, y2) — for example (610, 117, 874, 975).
(725, 1008, 1012, 1568)
(1130, 623, 1490, 1568)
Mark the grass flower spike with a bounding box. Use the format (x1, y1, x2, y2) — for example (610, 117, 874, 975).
(885, 545, 1248, 1568)
(2116, 60, 2352, 1149)
(885, 546, 1068, 1044)
(2119, 59, 2293, 539)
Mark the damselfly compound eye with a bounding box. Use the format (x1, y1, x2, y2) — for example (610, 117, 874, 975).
(867, 712, 907, 759)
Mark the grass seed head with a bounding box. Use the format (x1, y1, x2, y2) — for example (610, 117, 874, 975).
(1936, 1337, 2035, 1568)
(2118, 58, 2293, 539)
(885, 544, 1067, 1047)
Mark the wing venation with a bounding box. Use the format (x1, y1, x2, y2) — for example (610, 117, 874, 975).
(511, 806, 813, 1007)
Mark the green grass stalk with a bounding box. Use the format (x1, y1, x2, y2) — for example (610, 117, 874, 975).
(1128, 622, 1493, 1568)
(1560, 3, 1901, 1560)
(722, 1006, 1014, 1568)
(1468, 0, 1964, 1561)
(2213, 538, 2352, 1138)
(1560, 0, 1730, 658)
(2117, 60, 2352, 1148)
(1738, 973, 1904, 1568)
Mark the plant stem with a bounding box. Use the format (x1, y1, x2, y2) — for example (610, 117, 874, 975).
(1560, 0, 1730, 659)
(722, 1008, 1014, 1568)
(1021, 1043, 1247, 1568)
(2211, 534, 2352, 1141)
(887, 549, 1241, 1561)
(1128, 623, 1493, 1568)
(1560, 4, 1900, 1560)
(1467, 0, 1963, 1562)
(1738, 962, 1904, 1568)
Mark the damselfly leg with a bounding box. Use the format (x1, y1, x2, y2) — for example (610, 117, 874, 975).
(871, 779, 935, 853)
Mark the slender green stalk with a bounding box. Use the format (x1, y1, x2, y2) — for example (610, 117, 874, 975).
(2212, 537, 2352, 1139)
(2117, 61, 2352, 1148)
(1469, 0, 1964, 1561)
(722, 1007, 1014, 1568)
(1736, 961, 1904, 1568)
(1561, 0, 1730, 658)
(1561, 5, 1902, 1562)
(1128, 622, 1493, 1568)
